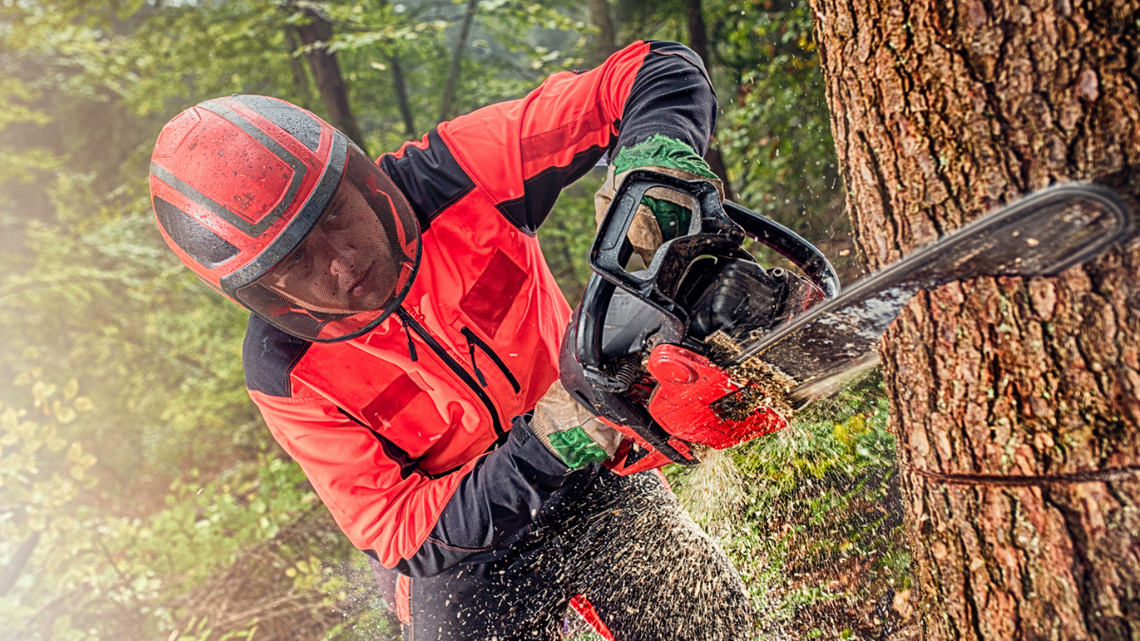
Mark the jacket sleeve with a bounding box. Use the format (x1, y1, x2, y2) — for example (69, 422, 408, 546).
(249, 389, 574, 577)
(433, 40, 718, 233)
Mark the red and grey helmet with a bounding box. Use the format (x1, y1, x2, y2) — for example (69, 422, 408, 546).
(149, 95, 421, 342)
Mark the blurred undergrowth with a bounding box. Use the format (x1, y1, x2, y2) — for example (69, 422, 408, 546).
(668, 371, 913, 640)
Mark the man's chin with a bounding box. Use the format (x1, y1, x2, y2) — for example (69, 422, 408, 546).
(344, 293, 391, 314)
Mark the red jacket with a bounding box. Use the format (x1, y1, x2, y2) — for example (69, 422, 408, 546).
(243, 40, 717, 576)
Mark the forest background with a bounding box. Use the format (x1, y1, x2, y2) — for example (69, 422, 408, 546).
(0, 0, 915, 638)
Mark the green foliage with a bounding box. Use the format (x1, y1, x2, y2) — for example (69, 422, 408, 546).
(0, 419, 383, 639)
(709, 0, 859, 279)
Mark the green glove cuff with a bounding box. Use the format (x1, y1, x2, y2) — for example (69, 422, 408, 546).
(613, 135, 718, 242)
(612, 134, 718, 179)
(549, 426, 611, 470)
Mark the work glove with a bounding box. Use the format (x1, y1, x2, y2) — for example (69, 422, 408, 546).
(530, 381, 622, 470)
(595, 135, 724, 265)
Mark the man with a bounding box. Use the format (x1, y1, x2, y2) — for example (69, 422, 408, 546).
(149, 40, 754, 640)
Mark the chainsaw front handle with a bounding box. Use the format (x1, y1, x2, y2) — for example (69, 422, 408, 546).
(723, 201, 841, 299)
(580, 170, 840, 375)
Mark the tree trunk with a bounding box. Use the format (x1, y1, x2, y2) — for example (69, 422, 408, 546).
(292, 7, 367, 153)
(808, 0, 1140, 638)
(389, 53, 417, 136)
(283, 27, 314, 111)
(589, 0, 618, 64)
(684, 0, 735, 200)
(439, 0, 479, 123)
(0, 532, 39, 597)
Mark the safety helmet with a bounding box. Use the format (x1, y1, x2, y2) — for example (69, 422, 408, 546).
(149, 95, 421, 342)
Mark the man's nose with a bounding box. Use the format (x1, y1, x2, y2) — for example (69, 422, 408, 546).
(326, 243, 357, 278)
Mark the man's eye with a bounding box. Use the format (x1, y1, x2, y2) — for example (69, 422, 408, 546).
(323, 208, 347, 229)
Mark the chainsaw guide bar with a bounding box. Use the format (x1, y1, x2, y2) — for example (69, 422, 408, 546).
(728, 183, 1137, 408)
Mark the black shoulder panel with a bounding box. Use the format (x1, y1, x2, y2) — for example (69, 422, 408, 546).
(243, 313, 312, 397)
(496, 144, 610, 234)
(614, 40, 717, 156)
(379, 129, 475, 232)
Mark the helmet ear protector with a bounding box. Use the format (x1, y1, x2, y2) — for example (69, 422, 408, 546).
(149, 95, 421, 342)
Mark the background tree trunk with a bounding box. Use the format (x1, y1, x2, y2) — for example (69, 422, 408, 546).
(684, 0, 735, 200)
(808, 0, 1140, 637)
(0, 532, 39, 597)
(439, 0, 479, 123)
(292, 7, 367, 153)
(389, 54, 417, 136)
(588, 0, 618, 64)
(283, 27, 314, 111)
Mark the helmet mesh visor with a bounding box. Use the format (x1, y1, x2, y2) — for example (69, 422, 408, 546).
(235, 150, 420, 341)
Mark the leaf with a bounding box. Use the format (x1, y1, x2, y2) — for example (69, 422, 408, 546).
(32, 381, 57, 401)
(63, 377, 79, 400)
(53, 401, 78, 424)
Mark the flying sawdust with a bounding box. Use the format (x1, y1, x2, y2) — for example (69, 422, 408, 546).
(704, 330, 797, 422)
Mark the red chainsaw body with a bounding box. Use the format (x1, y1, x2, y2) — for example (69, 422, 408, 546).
(605, 344, 788, 475)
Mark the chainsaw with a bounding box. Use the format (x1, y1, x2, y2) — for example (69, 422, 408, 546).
(559, 170, 1136, 476)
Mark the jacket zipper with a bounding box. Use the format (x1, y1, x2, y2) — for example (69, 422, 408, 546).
(396, 308, 504, 437)
(460, 327, 521, 394)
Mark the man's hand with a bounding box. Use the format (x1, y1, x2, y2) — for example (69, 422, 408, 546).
(529, 382, 622, 470)
(594, 135, 724, 265)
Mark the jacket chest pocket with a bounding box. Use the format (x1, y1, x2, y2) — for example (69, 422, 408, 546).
(458, 248, 529, 339)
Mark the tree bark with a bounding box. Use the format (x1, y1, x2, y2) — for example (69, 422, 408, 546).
(588, 0, 618, 64)
(292, 7, 367, 153)
(438, 0, 479, 123)
(808, 0, 1140, 638)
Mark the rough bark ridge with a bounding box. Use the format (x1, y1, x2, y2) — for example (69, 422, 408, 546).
(807, 0, 1140, 637)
